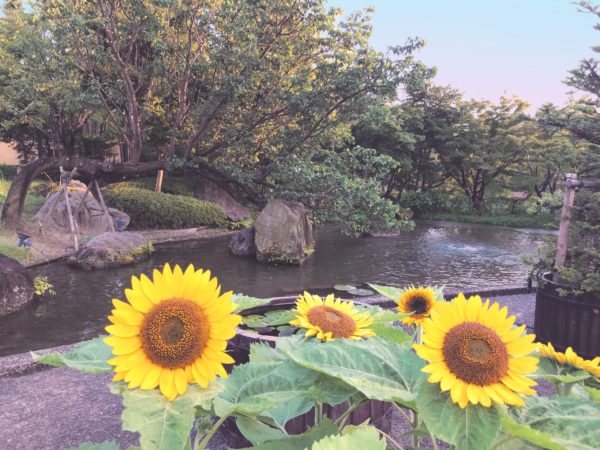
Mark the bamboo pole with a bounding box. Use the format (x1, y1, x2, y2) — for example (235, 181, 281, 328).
(63, 176, 79, 252)
(554, 173, 577, 278)
(94, 179, 115, 233)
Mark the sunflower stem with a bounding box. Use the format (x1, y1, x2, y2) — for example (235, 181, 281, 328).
(335, 401, 364, 430)
(412, 410, 420, 448)
(378, 429, 405, 450)
(196, 415, 228, 450)
(415, 325, 423, 345)
(314, 402, 324, 425)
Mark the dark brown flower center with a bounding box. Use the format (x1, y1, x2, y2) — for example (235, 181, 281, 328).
(442, 322, 509, 385)
(406, 295, 430, 316)
(140, 299, 210, 369)
(306, 305, 357, 338)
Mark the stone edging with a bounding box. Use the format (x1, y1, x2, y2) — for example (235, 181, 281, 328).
(0, 285, 534, 379)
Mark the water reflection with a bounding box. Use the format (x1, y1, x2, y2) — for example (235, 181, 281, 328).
(0, 220, 551, 356)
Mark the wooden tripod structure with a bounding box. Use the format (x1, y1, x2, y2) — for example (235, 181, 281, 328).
(554, 173, 600, 280)
(38, 167, 115, 252)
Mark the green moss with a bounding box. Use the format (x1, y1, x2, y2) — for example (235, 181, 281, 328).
(103, 185, 228, 229)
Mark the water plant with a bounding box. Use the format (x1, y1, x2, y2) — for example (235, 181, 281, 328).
(33, 269, 600, 450)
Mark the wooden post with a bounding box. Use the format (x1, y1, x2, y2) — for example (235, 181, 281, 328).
(554, 173, 577, 279)
(63, 178, 79, 252)
(73, 179, 94, 220)
(94, 179, 115, 233)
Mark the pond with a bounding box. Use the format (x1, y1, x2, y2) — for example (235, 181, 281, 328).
(0, 220, 553, 356)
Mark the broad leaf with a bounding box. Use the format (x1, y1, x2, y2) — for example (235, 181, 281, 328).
(354, 304, 403, 324)
(263, 397, 314, 429)
(282, 337, 425, 409)
(120, 383, 222, 450)
(236, 416, 286, 445)
(417, 382, 502, 450)
(368, 284, 402, 301)
(369, 323, 412, 347)
(233, 294, 271, 312)
(507, 396, 600, 450)
(534, 358, 591, 384)
(248, 342, 286, 363)
(239, 419, 338, 450)
(32, 336, 112, 373)
(311, 425, 386, 450)
(215, 361, 321, 417)
(68, 443, 119, 450)
(501, 415, 561, 450)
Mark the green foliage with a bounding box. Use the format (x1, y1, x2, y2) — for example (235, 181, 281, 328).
(420, 212, 558, 229)
(31, 336, 113, 373)
(402, 191, 452, 214)
(231, 294, 271, 312)
(310, 425, 387, 450)
(417, 382, 502, 450)
(281, 337, 425, 409)
(68, 443, 119, 450)
(239, 419, 338, 450)
(505, 396, 600, 450)
(113, 382, 222, 450)
(103, 185, 228, 229)
(117, 177, 197, 197)
(0, 164, 19, 180)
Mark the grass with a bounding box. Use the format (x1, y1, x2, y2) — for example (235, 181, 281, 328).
(418, 211, 559, 229)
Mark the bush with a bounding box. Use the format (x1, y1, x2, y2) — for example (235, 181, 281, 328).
(118, 176, 197, 197)
(103, 185, 228, 229)
(401, 191, 451, 214)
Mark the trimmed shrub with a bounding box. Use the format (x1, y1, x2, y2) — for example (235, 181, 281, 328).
(103, 185, 228, 229)
(118, 176, 197, 197)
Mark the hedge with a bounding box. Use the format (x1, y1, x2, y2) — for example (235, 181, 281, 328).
(103, 185, 228, 229)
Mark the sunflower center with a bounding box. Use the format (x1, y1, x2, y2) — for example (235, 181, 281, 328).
(442, 322, 509, 385)
(407, 296, 429, 315)
(306, 305, 357, 338)
(140, 298, 210, 369)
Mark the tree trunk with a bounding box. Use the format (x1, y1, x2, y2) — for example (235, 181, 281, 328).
(1, 157, 167, 228)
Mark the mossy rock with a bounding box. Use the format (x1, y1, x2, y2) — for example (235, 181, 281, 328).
(68, 232, 154, 270)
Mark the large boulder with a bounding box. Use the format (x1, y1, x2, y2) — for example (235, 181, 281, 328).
(33, 180, 129, 234)
(0, 255, 34, 316)
(254, 200, 314, 265)
(228, 227, 256, 257)
(68, 231, 153, 270)
(196, 179, 250, 222)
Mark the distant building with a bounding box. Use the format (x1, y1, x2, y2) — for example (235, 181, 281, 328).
(0, 143, 18, 164)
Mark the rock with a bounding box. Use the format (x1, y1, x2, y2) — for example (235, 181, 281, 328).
(228, 227, 257, 257)
(196, 179, 250, 222)
(33, 180, 130, 234)
(254, 199, 314, 265)
(68, 232, 153, 270)
(0, 255, 34, 316)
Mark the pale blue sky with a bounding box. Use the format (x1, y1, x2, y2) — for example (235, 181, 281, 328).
(328, 0, 598, 111)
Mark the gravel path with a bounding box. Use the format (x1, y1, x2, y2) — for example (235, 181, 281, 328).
(0, 293, 537, 450)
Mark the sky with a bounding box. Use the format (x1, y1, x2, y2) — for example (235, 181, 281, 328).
(328, 0, 598, 111)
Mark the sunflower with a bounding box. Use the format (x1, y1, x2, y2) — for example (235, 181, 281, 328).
(397, 286, 441, 326)
(104, 264, 241, 401)
(290, 292, 375, 341)
(414, 293, 538, 408)
(538, 342, 600, 377)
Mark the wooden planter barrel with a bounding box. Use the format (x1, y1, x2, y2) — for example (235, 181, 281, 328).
(534, 274, 600, 359)
(226, 299, 393, 443)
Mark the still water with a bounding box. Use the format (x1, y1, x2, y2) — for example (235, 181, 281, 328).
(0, 221, 552, 356)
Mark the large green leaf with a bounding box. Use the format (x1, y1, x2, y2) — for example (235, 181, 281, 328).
(243, 309, 296, 328)
(217, 358, 356, 418)
(119, 383, 222, 450)
(311, 425, 386, 450)
(282, 337, 425, 409)
(354, 304, 404, 324)
(32, 336, 112, 373)
(239, 419, 338, 450)
(368, 284, 402, 301)
(232, 294, 271, 312)
(417, 382, 502, 450)
(506, 396, 600, 450)
(236, 416, 286, 446)
(215, 361, 321, 417)
(501, 415, 561, 450)
(369, 323, 412, 348)
(248, 342, 287, 363)
(68, 443, 119, 450)
(263, 397, 314, 429)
